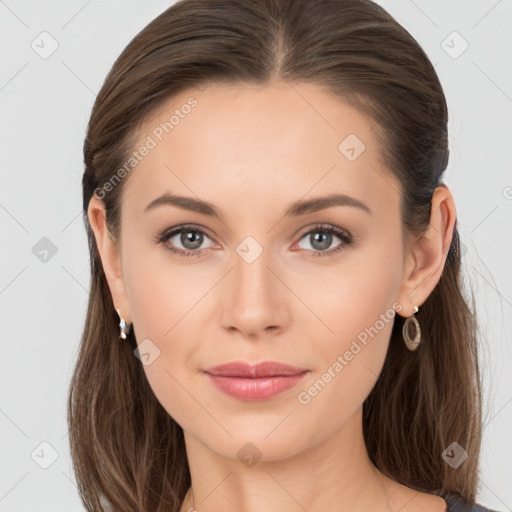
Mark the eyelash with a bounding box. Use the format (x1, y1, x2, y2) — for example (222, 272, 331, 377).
(154, 223, 353, 258)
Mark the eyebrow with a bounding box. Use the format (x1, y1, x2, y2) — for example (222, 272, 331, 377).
(144, 192, 372, 218)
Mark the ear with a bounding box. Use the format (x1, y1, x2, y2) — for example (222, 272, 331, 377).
(87, 195, 131, 324)
(396, 185, 457, 317)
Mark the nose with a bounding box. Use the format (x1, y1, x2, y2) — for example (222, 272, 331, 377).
(220, 247, 290, 340)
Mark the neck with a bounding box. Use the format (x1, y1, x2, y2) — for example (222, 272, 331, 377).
(179, 407, 407, 512)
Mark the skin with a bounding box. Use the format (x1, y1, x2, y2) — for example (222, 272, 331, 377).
(88, 81, 455, 512)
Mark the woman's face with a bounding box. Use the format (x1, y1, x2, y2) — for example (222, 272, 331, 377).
(95, 81, 417, 460)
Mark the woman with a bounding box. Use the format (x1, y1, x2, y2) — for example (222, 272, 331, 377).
(68, 0, 502, 511)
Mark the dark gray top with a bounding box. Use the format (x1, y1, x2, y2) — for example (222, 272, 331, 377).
(444, 493, 502, 512)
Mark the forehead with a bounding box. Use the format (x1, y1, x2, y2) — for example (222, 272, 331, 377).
(123, 81, 400, 218)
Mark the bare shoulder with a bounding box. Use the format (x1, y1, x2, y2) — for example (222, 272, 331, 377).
(384, 481, 448, 512)
(409, 491, 448, 512)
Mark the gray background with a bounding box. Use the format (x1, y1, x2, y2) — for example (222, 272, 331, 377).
(1, 1, 511, 510)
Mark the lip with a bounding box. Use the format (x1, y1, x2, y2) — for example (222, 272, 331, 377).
(202, 361, 310, 401)
(204, 361, 309, 378)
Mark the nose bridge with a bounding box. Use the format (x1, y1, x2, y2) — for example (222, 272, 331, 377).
(221, 239, 287, 335)
(233, 242, 277, 307)
(234, 244, 272, 297)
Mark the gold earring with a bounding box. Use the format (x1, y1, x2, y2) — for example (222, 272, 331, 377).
(116, 308, 131, 341)
(403, 305, 421, 351)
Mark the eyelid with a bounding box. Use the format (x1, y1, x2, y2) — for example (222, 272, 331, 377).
(295, 222, 351, 240)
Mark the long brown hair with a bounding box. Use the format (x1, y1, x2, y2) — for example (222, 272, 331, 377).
(68, 0, 485, 510)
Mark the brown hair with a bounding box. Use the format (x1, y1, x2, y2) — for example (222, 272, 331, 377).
(69, 0, 486, 510)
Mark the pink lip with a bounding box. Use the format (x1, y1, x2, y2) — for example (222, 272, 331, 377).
(202, 361, 310, 401)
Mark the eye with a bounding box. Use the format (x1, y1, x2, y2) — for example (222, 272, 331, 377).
(155, 223, 353, 258)
(155, 224, 217, 258)
(294, 224, 352, 257)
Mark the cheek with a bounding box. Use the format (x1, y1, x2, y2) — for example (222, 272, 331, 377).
(296, 242, 402, 405)
(292, 294, 397, 448)
(122, 237, 207, 340)
(120, 244, 213, 421)
(123, 265, 199, 425)
(297, 239, 402, 346)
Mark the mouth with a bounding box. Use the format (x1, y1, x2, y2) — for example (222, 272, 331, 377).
(203, 360, 309, 378)
(202, 361, 310, 400)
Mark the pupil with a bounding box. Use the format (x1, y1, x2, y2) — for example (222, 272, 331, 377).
(312, 232, 331, 250)
(182, 231, 202, 249)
